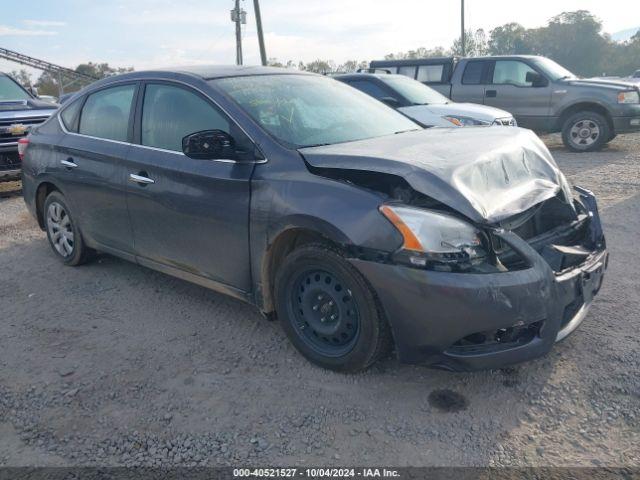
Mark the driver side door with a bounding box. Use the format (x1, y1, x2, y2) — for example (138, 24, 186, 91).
(483, 60, 553, 129)
(123, 81, 256, 293)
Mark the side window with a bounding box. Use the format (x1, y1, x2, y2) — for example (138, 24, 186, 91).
(416, 64, 444, 83)
(398, 66, 416, 78)
(462, 61, 485, 85)
(60, 97, 83, 132)
(141, 83, 230, 152)
(79, 84, 136, 141)
(348, 80, 390, 100)
(492, 61, 538, 87)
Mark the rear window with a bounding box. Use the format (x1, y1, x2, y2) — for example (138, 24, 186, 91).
(347, 80, 389, 100)
(462, 62, 485, 84)
(79, 84, 136, 142)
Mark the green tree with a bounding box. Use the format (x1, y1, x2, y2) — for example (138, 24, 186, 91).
(488, 23, 530, 55)
(301, 59, 336, 74)
(450, 29, 488, 56)
(532, 10, 608, 77)
(9, 69, 33, 88)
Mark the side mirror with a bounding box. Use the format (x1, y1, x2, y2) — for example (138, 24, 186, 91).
(182, 130, 236, 160)
(29, 86, 39, 97)
(526, 71, 548, 87)
(380, 96, 400, 108)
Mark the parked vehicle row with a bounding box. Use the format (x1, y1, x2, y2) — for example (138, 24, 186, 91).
(0, 72, 57, 181)
(334, 71, 516, 128)
(370, 55, 640, 152)
(21, 66, 607, 372)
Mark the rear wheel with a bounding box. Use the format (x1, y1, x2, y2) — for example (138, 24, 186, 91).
(274, 244, 391, 372)
(561, 111, 610, 152)
(44, 191, 91, 266)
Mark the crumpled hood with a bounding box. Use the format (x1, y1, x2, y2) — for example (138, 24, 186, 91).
(299, 127, 574, 224)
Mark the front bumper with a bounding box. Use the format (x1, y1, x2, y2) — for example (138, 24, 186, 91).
(0, 150, 21, 182)
(351, 195, 607, 371)
(612, 104, 640, 133)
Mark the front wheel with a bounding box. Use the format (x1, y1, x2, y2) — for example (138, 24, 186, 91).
(561, 111, 611, 152)
(274, 244, 391, 372)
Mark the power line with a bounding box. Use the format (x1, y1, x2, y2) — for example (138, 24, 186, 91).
(0, 47, 98, 96)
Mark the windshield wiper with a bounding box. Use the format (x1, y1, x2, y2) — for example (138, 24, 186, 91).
(394, 128, 419, 135)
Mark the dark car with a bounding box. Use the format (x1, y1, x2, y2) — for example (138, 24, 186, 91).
(21, 66, 607, 372)
(1, 72, 57, 180)
(370, 56, 640, 152)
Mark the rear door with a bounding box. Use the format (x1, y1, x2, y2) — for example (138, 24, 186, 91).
(450, 60, 489, 104)
(123, 81, 255, 291)
(483, 59, 552, 127)
(57, 83, 137, 254)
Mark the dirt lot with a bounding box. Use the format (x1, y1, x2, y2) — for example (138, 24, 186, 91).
(0, 134, 639, 467)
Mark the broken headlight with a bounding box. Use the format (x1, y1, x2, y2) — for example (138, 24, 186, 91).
(380, 205, 488, 272)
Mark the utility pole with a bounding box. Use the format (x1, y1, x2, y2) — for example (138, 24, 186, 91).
(460, 0, 466, 57)
(231, 0, 246, 65)
(253, 0, 267, 66)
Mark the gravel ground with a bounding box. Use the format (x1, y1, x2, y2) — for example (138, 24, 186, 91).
(0, 133, 638, 467)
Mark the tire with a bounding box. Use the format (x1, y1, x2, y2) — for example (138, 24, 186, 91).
(43, 191, 91, 266)
(274, 243, 391, 372)
(561, 111, 610, 152)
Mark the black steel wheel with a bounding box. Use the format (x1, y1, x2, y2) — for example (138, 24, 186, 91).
(275, 243, 391, 372)
(290, 269, 360, 357)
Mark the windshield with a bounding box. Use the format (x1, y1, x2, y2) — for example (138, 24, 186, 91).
(531, 57, 576, 81)
(380, 75, 449, 105)
(214, 74, 420, 148)
(0, 76, 32, 101)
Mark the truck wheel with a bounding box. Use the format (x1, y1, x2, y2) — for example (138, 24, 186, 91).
(274, 244, 392, 372)
(44, 191, 91, 266)
(561, 111, 610, 152)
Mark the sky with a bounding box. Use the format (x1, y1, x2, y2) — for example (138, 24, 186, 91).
(1, 0, 639, 78)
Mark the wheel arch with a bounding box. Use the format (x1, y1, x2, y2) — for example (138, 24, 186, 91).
(558, 102, 614, 132)
(259, 219, 351, 314)
(34, 180, 63, 230)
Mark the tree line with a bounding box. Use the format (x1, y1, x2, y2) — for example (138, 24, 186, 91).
(10, 62, 133, 97)
(9, 9, 640, 93)
(271, 10, 639, 77)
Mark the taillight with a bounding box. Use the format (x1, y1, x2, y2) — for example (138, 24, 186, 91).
(17, 137, 29, 161)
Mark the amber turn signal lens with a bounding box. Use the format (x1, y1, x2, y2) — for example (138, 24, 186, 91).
(379, 205, 424, 252)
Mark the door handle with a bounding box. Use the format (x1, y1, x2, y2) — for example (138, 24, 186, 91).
(129, 173, 155, 185)
(61, 158, 78, 168)
(486, 89, 497, 98)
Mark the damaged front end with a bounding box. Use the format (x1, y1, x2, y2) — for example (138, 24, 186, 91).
(300, 127, 608, 369)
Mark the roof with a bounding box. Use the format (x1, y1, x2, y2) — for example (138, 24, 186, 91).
(333, 72, 389, 81)
(150, 65, 309, 79)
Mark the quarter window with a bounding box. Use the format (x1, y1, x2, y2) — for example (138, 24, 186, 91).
(416, 65, 444, 83)
(79, 84, 136, 141)
(492, 61, 538, 87)
(60, 98, 83, 132)
(141, 84, 230, 152)
(462, 62, 485, 85)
